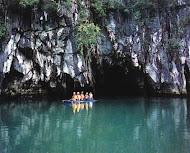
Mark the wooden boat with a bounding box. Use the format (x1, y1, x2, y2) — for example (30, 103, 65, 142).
(62, 99, 97, 105)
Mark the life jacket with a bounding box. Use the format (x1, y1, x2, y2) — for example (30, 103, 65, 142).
(85, 95, 88, 100)
(72, 95, 77, 101)
(81, 94, 84, 100)
(76, 94, 81, 101)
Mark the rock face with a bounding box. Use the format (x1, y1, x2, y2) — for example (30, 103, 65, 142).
(97, 0, 190, 96)
(0, 0, 190, 98)
(0, 0, 89, 98)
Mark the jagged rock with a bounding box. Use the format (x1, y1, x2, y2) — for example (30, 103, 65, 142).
(0, 0, 190, 97)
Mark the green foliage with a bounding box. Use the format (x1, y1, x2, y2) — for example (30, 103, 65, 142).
(62, 0, 72, 10)
(123, 0, 179, 21)
(0, 24, 8, 40)
(103, 0, 115, 10)
(42, 0, 71, 14)
(89, 0, 180, 24)
(90, 1, 106, 18)
(114, 0, 124, 9)
(102, 0, 125, 10)
(19, 0, 39, 8)
(76, 22, 102, 56)
(123, 0, 157, 20)
(90, 0, 108, 26)
(168, 38, 182, 50)
(90, 0, 125, 26)
(77, 0, 103, 59)
(123, 8, 130, 13)
(134, 11, 141, 20)
(77, 1, 89, 25)
(90, 0, 124, 12)
(167, 0, 178, 8)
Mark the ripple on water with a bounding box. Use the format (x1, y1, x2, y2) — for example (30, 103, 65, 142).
(0, 98, 190, 153)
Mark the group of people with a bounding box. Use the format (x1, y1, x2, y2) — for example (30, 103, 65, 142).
(71, 91, 93, 101)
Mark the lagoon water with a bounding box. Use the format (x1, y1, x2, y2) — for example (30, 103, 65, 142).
(0, 98, 190, 153)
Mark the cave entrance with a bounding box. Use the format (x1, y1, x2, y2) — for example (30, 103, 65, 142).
(46, 73, 75, 99)
(93, 62, 145, 97)
(184, 62, 190, 94)
(2, 66, 24, 90)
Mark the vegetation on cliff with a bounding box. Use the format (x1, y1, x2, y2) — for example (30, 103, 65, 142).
(0, 0, 189, 49)
(0, 24, 8, 40)
(0, 0, 190, 97)
(76, 22, 102, 56)
(18, 0, 39, 8)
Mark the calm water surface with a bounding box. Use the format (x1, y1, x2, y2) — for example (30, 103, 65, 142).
(0, 98, 190, 153)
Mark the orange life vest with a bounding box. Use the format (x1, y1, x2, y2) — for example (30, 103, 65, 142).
(85, 95, 88, 100)
(72, 95, 77, 101)
(81, 94, 84, 100)
(76, 95, 81, 101)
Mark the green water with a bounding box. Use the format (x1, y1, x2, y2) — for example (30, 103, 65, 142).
(0, 98, 190, 153)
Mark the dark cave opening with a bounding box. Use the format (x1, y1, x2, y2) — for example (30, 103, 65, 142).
(2, 66, 24, 89)
(184, 61, 190, 94)
(93, 60, 146, 98)
(46, 73, 75, 99)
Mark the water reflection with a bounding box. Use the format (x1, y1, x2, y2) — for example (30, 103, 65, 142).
(71, 102, 93, 114)
(0, 98, 190, 153)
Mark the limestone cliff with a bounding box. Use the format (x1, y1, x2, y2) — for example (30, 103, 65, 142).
(97, 0, 190, 96)
(0, 0, 89, 98)
(0, 0, 190, 98)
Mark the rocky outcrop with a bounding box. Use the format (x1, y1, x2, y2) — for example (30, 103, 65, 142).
(99, 1, 190, 95)
(0, 0, 190, 98)
(0, 0, 90, 98)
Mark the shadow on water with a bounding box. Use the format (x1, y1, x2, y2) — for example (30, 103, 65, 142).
(0, 97, 190, 153)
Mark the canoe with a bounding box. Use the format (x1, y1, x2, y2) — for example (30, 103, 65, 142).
(62, 100, 97, 105)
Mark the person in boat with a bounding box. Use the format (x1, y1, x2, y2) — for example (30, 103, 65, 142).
(89, 92, 93, 100)
(80, 91, 84, 100)
(76, 92, 81, 101)
(71, 92, 77, 101)
(84, 92, 89, 100)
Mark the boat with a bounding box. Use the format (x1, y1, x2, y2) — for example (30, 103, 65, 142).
(62, 99, 97, 105)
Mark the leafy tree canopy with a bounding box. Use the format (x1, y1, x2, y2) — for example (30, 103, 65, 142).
(19, 0, 39, 8)
(76, 22, 102, 57)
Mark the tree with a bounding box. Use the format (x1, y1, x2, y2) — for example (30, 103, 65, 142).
(76, 22, 102, 58)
